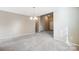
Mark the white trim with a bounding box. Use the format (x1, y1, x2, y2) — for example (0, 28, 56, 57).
(0, 32, 35, 39)
(69, 42, 79, 47)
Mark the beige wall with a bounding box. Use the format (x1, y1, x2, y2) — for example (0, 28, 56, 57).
(54, 8, 68, 42)
(54, 7, 79, 46)
(0, 11, 35, 40)
(68, 8, 79, 45)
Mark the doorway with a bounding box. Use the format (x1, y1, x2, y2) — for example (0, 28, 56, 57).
(44, 15, 52, 31)
(39, 12, 53, 36)
(44, 13, 53, 31)
(35, 12, 53, 36)
(35, 19, 39, 32)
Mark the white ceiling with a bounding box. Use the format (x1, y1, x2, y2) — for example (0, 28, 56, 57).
(0, 7, 55, 16)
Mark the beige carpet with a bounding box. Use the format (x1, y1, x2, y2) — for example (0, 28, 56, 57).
(0, 32, 72, 51)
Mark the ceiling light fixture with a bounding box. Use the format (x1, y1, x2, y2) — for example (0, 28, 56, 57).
(30, 7, 38, 20)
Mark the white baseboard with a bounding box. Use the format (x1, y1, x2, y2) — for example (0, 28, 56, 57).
(69, 42, 79, 47)
(0, 32, 35, 40)
(66, 39, 79, 49)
